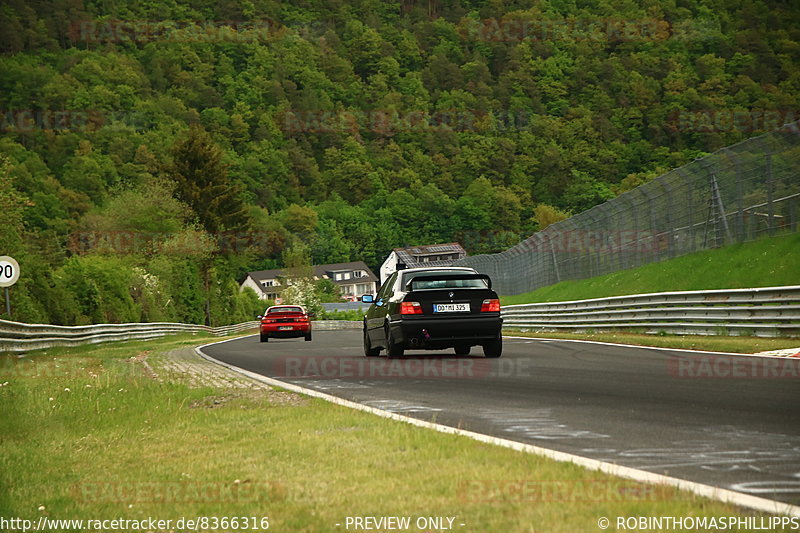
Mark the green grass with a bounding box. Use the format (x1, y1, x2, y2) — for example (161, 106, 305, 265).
(505, 330, 800, 353)
(502, 232, 800, 306)
(2, 335, 798, 532)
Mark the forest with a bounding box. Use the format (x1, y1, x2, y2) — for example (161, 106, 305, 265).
(0, 0, 798, 325)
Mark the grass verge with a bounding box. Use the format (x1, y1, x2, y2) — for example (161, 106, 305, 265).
(1, 334, 796, 532)
(504, 330, 800, 354)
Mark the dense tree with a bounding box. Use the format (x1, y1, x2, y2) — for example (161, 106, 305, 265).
(0, 0, 798, 323)
(0, 156, 28, 256)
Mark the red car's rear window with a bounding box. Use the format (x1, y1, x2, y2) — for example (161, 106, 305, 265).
(267, 306, 304, 314)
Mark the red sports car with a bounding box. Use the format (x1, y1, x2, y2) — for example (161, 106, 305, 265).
(258, 305, 312, 342)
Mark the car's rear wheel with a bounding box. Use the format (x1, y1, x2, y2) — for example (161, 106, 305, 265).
(364, 325, 380, 357)
(454, 344, 471, 356)
(483, 335, 502, 358)
(260, 333, 269, 343)
(385, 324, 404, 358)
(304, 332, 312, 341)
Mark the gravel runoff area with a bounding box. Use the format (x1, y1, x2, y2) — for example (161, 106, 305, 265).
(132, 323, 359, 403)
(129, 339, 306, 407)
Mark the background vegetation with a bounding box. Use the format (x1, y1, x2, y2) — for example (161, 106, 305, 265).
(1, 0, 798, 324)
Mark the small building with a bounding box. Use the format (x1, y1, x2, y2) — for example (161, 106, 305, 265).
(241, 261, 378, 301)
(379, 243, 467, 285)
(240, 268, 284, 301)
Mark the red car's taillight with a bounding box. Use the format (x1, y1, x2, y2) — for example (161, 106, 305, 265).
(481, 299, 500, 312)
(400, 301, 423, 315)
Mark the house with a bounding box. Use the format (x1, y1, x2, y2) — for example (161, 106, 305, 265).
(379, 243, 468, 284)
(241, 261, 379, 301)
(240, 268, 284, 301)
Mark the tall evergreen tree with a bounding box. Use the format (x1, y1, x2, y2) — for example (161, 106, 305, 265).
(167, 126, 249, 234)
(167, 126, 250, 325)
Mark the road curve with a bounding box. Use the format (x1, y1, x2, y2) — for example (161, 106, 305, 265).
(200, 330, 800, 507)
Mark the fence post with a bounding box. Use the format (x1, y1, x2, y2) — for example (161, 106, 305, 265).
(734, 150, 745, 242)
(766, 152, 775, 235)
(640, 187, 658, 263)
(710, 173, 733, 245)
(660, 176, 676, 259)
(678, 168, 697, 254)
(548, 235, 561, 283)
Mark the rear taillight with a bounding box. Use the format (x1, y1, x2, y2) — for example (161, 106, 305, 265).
(400, 301, 423, 315)
(481, 299, 500, 312)
(262, 318, 275, 323)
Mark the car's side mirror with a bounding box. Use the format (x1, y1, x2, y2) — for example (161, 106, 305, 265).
(361, 294, 374, 303)
(308, 312, 316, 318)
(256, 315, 263, 320)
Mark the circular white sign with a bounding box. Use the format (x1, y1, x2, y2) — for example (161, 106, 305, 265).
(0, 256, 20, 287)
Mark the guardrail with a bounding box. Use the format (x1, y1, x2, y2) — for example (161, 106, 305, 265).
(0, 319, 362, 353)
(502, 286, 800, 337)
(0, 319, 261, 353)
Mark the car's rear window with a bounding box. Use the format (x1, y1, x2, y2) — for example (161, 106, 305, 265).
(401, 271, 488, 290)
(267, 306, 303, 314)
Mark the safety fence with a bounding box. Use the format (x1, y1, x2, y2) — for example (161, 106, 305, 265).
(457, 121, 800, 295)
(0, 319, 360, 353)
(501, 285, 800, 338)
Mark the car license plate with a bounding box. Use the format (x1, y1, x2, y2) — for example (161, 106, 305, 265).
(433, 303, 470, 313)
(278, 326, 294, 330)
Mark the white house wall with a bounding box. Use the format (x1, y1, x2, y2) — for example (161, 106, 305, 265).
(240, 276, 268, 300)
(379, 251, 398, 285)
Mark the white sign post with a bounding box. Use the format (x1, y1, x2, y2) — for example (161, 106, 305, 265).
(0, 256, 20, 318)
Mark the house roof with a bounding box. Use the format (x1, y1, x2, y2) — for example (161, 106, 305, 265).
(312, 262, 378, 283)
(247, 268, 284, 281)
(393, 242, 467, 268)
(245, 261, 378, 289)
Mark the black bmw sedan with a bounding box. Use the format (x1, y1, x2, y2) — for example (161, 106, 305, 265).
(362, 267, 503, 358)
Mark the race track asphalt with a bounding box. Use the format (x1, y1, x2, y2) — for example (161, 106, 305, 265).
(200, 330, 800, 507)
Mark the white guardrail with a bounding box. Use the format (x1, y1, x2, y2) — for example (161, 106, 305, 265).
(502, 285, 800, 338)
(0, 319, 361, 353)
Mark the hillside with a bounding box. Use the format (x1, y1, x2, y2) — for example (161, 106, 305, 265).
(1, 0, 799, 324)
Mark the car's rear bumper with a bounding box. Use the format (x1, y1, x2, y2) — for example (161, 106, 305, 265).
(261, 324, 311, 338)
(389, 314, 502, 348)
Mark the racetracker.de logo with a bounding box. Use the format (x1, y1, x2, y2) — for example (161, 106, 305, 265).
(277, 109, 530, 135)
(460, 17, 670, 43)
(68, 19, 283, 43)
(667, 355, 800, 379)
(458, 479, 672, 503)
(670, 109, 798, 134)
(271, 356, 530, 379)
(72, 481, 285, 504)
